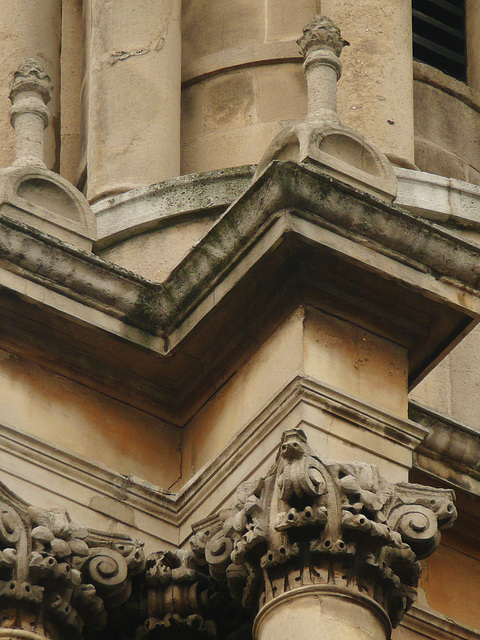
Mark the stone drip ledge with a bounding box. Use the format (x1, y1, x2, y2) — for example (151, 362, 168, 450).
(395, 167, 480, 228)
(93, 165, 480, 254)
(4, 162, 480, 349)
(409, 400, 480, 497)
(93, 165, 255, 250)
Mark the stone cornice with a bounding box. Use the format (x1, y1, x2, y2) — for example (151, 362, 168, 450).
(409, 401, 480, 497)
(1, 161, 480, 406)
(403, 604, 480, 640)
(1, 162, 480, 340)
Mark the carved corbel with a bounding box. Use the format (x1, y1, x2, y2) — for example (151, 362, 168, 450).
(198, 429, 456, 631)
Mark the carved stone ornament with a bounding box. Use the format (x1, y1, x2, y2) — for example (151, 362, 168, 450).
(9, 60, 53, 105)
(297, 15, 349, 57)
(254, 16, 397, 201)
(0, 480, 145, 640)
(138, 547, 251, 640)
(194, 429, 456, 629)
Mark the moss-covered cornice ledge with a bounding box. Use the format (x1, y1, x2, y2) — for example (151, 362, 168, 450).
(0, 161, 480, 401)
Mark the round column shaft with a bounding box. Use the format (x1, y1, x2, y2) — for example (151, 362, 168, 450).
(320, 0, 416, 168)
(83, 0, 181, 203)
(254, 586, 391, 640)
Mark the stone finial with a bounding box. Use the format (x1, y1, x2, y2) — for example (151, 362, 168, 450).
(254, 15, 398, 201)
(9, 59, 53, 104)
(297, 15, 349, 58)
(195, 429, 456, 628)
(8, 59, 53, 167)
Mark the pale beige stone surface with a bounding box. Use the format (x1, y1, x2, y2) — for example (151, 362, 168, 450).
(0, 0, 61, 171)
(0, 351, 181, 486)
(254, 589, 389, 640)
(414, 81, 480, 182)
(304, 308, 408, 417)
(320, 0, 415, 168)
(467, 0, 480, 93)
(412, 326, 480, 432)
(99, 215, 217, 280)
(181, 65, 305, 174)
(60, 0, 83, 185)
(183, 306, 409, 483)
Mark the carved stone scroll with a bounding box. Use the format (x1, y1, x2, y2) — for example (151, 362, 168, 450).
(197, 429, 456, 630)
(0, 483, 145, 640)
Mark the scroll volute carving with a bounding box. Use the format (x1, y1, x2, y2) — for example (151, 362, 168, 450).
(197, 429, 456, 629)
(0, 484, 145, 640)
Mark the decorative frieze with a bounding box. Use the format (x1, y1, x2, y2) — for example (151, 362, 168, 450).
(197, 429, 456, 629)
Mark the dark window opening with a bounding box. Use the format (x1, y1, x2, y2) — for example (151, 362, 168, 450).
(412, 0, 467, 82)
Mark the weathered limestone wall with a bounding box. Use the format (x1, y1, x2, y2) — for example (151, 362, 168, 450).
(181, 0, 415, 175)
(0, 349, 181, 486)
(320, 0, 415, 169)
(419, 530, 480, 632)
(82, 0, 181, 203)
(467, 0, 480, 93)
(60, 0, 83, 185)
(411, 325, 480, 432)
(0, 0, 61, 171)
(181, 0, 318, 174)
(181, 306, 409, 486)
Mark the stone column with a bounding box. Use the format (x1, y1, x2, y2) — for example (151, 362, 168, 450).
(0, 0, 61, 171)
(82, 0, 181, 203)
(320, 0, 416, 169)
(195, 429, 456, 640)
(467, 0, 480, 92)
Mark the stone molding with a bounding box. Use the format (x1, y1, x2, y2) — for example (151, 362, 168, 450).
(394, 167, 480, 227)
(93, 166, 480, 250)
(1, 162, 480, 346)
(0, 376, 428, 546)
(0, 479, 145, 640)
(193, 429, 456, 629)
(409, 401, 480, 497)
(93, 166, 255, 249)
(403, 604, 480, 640)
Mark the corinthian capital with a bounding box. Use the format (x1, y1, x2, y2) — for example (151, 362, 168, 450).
(0, 482, 145, 640)
(197, 429, 456, 628)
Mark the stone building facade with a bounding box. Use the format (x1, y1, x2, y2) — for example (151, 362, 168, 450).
(0, 2, 478, 640)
